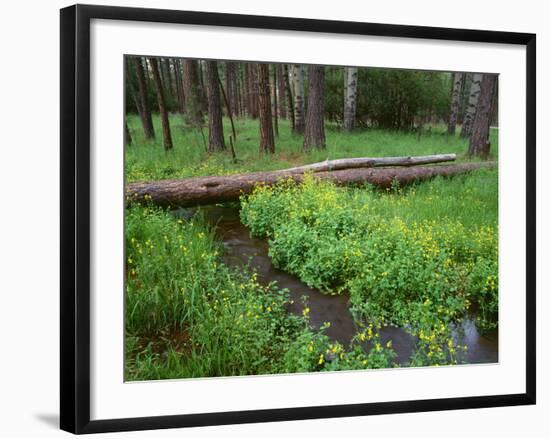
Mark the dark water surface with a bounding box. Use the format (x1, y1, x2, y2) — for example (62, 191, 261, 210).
(176, 204, 498, 365)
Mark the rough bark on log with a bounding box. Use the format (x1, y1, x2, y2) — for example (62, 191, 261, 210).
(126, 162, 496, 208)
(281, 153, 456, 174)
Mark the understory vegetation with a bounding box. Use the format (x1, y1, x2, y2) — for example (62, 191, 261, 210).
(125, 115, 498, 380)
(240, 171, 498, 366)
(125, 205, 395, 380)
(124, 53, 500, 381)
(125, 115, 498, 182)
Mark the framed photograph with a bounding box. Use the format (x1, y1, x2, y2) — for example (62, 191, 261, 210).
(60, 4, 536, 434)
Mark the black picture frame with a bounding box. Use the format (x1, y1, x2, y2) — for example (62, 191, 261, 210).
(60, 4, 536, 434)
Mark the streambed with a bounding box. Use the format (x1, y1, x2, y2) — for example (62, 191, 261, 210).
(176, 204, 498, 365)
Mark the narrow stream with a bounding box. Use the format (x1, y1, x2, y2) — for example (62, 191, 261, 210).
(176, 204, 498, 365)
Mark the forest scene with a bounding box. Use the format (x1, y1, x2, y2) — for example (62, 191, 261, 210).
(124, 56, 499, 381)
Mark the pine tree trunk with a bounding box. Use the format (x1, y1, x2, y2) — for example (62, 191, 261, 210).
(447, 72, 464, 135)
(161, 59, 173, 110)
(168, 59, 178, 104)
(272, 66, 279, 138)
(239, 63, 247, 117)
(182, 60, 204, 127)
(130, 88, 142, 122)
(237, 63, 244, 117)
(257, 63, 275, 154)
(283, 64, 295, 132)
(127, 162, 495, 208)
(225, 62, 239, 118)
(205, 61, 226, 152)
(343, 67, 358, 131)
(468, 74, 497, 159)
(303, 65, 326, 151)
(197, 61, 208, 114)
(245, 64, 259, 119)
(458, 73, 468, 125)
(148, 57, 173, 151)
(244, 64, 251, 117)
(460, 73, 482, 138)
(124, 119, 132, 146)
(132, 57, 155, 139)
(126, 58, 143, 119)
(174, 60, 185, 113)
(292, 65, 305, 134)
(276, 64, 287, 119)
(490, 79, 499, 127)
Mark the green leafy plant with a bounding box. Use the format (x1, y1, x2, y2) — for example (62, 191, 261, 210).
(241, 170, 498, 366)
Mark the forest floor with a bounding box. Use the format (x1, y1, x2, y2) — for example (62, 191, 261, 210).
(125, 115, 499, 381)
(125, 115, 498, 182)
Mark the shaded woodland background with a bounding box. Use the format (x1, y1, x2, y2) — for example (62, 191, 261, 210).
(125, 57, 498, 160)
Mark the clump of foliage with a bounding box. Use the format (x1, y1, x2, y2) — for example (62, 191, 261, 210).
(125, 204, 396, 380)
(324, 68, 452, 129)
(240, 170, 498, 366)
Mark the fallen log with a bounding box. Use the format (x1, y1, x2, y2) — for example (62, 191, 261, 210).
(280, 153, 456, 174)
(126, 161, 496, 208)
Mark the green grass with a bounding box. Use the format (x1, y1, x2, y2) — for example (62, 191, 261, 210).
(240, 171, 498, 366)
(125, 205, 395, 380)
(126, 114, 499, 182)
(125, 114, 499, 377)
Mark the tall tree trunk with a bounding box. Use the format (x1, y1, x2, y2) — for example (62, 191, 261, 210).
(239, 63, 246, 117)
(225, 62, 240, 118)
(126, 58, 142, 117)
(148, 57, 173, 151)
(182, 60, 204, 127)
(460, 73, 482, 138)
(174, 59, 185, 113)
(158, 59, 167, 91)
(129, 87, 142, 122)
(169, 59, 178, 101)
(272, 66, 279, 138)
(343, 66, 358, 131)
(490, 78, 499, 127)
(283, 64, 295, 132)
(292, 64, 305, 134)
(303, 65, 326, 151)
(257, 63, 275, 154)
(205, 61, 226, 152)
(197, 61, 208, 114)
(237, 63, 244, 117)
(447, 72, 464, 135)
(458, 73, 468, 124)
(244, 64, 251, 116)
(245, 63, 259, 118)
(218, 72, 237, 146)
(467, 74, 497, 159)
(132, 57, 155, 139)
(161, 58, 173, 110)
(124, 119, 132, 146)
(276, 64, 287, 119)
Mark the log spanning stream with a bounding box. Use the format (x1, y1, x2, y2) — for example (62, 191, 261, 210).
(175, 204, 498, 365)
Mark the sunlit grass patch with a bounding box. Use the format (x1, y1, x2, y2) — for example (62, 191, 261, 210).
(125, 114, 499, 182)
